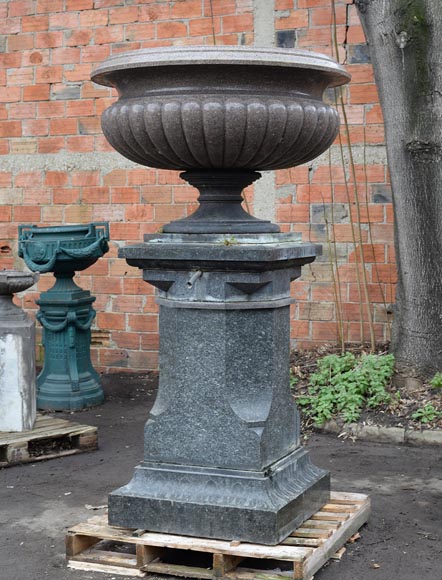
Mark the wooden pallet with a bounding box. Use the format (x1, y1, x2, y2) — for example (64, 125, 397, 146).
(0, 414, 97, 467)
(66, 491, 370, 580)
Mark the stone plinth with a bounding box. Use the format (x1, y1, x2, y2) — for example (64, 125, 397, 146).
(109, 233, 329, 545)
(0, 270, 38, 432)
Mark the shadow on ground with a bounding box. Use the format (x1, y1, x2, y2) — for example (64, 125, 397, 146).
(0, 372, 441, 580)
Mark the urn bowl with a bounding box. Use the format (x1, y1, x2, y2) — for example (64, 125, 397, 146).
(92, 46, 350, 172)
(18, 223, 110, 275)
(0, 270, 39, 296)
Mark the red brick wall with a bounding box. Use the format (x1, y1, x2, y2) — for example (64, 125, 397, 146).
(0, 0, 394, 371)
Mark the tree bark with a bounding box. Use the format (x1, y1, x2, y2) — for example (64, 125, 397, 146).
(355, 0, 442, 386)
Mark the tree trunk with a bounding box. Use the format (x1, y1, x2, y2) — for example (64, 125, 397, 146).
(355, 0, 442, 387)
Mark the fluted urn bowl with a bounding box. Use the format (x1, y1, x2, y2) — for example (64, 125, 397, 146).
(92, 46, 350, 233)
(0, 270, 39, 295)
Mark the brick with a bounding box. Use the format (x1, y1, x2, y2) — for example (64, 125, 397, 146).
(96, 312, 125, 330)
(36, 66, 63, 84)
(125, 204, 154, 222)
(128, 314, 158, 333)
(38, 136, 65, 153)
(24, 84, 51, 102)
(0, 206, 12, 221)
(49, 12, 78, 29)
(37, 0, 63, 12)
(157, 21, 188, 38)
(42, 206, 63, 222)
(141, 185, 172, 204)
(154, 205, 186, 223)
(350, 84, 379, 104)
(79, 9, 109, 27)
(275, 10, 308, 29)
(311, 321, 339, 341)
(370, 224, 394, 243)
(204, 0, 236, 16)
(49, 118, 77, 135)
(0, 53, 21, 68)
(66, 0, 93, 9)
(10, 138, 37, 154)
(113, 295, 143, 313)
(66, 100, 95, 117)
(310, 5, 346, 26)
(21, 50, 49, 66)
(71, 171, 100, 187)
(45, 171, 68, 186)
(0, 173, 12, 187)
(52, 47, 81, 65)
(35, 31, 63, 49)
(14, 205, 41, 222)
(299, 302, 335, 321)
(64, 205, 93, 223)
(81, 187, 110, 204)
(111, 222, 141, 241)
(222, 13, 253, 33)
(22, 119, 49, 136)
(8, 34, 34, 51)
(94, 25, 124, 45)
(348, 243, 385, 264)
(78, 117, 101, 134)
(189, 17, 221, 36)
(0, 121, 21, 137)
(0, 87, 20, 103)
(53, 187, 80, 205)
(66, 136, 95, 152)
(64, 64, 93, 83)
(172, 0, 202, 18)
(140, 333, 159, 351)
(275, 0, 293, 8)
(372, 264, 397, 284)
(102, 169, 127, 187)
(112, 331, 140, 350)
(0, 18, 20, 34)
(38, 101, 65, 118)
(81, 45, 111, 63)
(108, 187, 138, 204)
(65, 29, 93, 47)
(139, 4, 170, 21)
(8, 68, 34, 86)
(109, 6, 139, 24)
(22, 15, 49, 32)
(8, 1, 35, 17)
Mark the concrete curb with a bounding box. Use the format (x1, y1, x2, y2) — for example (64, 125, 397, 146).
(319, 420, 442, 446)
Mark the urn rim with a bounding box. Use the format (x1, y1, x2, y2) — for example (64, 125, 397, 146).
(91, 45, 350, 88)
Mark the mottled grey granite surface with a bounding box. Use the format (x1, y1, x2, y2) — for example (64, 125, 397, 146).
(109, 234, 329, 544)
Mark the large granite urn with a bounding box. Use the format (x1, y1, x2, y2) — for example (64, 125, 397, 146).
(92, 47, 350, 544)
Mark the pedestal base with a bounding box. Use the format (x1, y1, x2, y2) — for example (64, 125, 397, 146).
(109, 447, 329, 545)
(36, 275, 104, 411)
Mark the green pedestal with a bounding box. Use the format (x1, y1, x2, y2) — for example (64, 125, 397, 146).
(36, 274, 103, 411)
(18, 222, 109, 411)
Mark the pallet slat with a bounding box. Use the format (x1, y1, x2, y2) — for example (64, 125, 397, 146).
(66, 491, 370, 580)
(0, 414, 98, 467)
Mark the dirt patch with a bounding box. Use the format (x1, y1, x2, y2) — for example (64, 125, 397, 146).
(290, 343, 442, 432)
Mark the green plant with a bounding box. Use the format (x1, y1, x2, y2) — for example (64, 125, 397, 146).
(411, 404, 441, 424)
(430, 372, 442, 389)
(296, 352, 395, 426)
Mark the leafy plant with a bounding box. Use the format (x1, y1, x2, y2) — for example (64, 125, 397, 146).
(430, 372, 442, 389)
(411, 404, 441, 424)
(295, 352, 395, 426)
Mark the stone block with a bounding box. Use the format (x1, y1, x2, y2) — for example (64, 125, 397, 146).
(0, 319, 36, 432)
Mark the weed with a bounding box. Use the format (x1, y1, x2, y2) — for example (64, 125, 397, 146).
(295, 352, 395, 426)
(411, 403, 441, 424)
(430, 372, 442, 389)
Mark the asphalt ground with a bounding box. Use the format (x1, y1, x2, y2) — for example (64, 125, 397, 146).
(1, 372, 441, 580)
